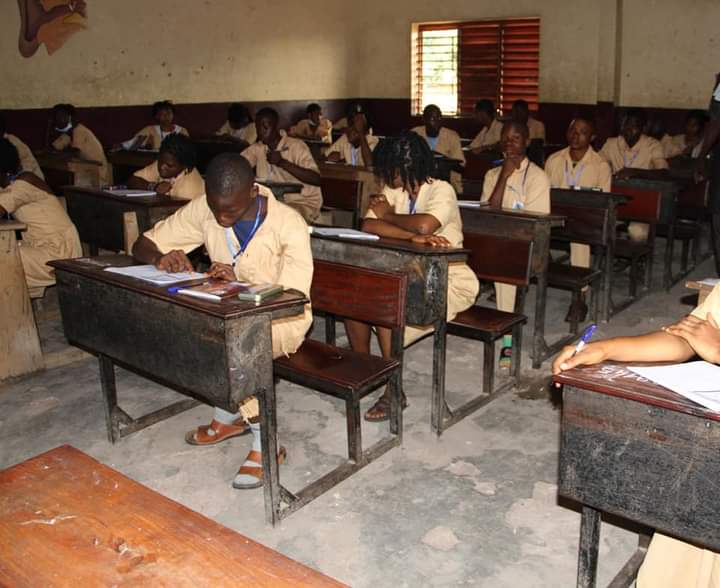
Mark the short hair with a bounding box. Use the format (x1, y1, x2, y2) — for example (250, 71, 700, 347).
(0, 138, 21, 176)
(255, 107, 279, 124)
(623, 107, 646, 126)
(372, 131, 436, 190)
(52, 103, 76, 118)
(423, 104, 441, 117)
(306, 103, 322, 114)
(569, 116, 596, 130)
(228, 103, 252, 125)
(502, 120, 530, 139)
(512, 99, 529, 111)
(205, 153, 254, 198)
(474, 100, 495, 115)
(345, 101, 365, 118)
(159, 134, 197, 170)
(687, 109, 708, 126)
(152, 100, 175, 116)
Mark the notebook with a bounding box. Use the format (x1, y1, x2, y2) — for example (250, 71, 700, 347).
(104, 265, 206, 285)
(628, 361, 720, 412)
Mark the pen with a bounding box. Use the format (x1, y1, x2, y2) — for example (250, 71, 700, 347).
(167, 282, 206, 294)
(572, 323, 597, 356)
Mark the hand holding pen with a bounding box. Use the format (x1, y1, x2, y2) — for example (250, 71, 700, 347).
(552, 324, 602, 384)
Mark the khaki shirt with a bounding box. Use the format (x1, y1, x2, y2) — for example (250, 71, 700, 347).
(692, 283, 720, 320)
(216, 121, 257, 145)
(144, 185, 313, 357)
(661, 133, 703, 159)
(291, 118, 333, 144)
(481, 157, 551, 213)
(241, 132, 322, 221)
(527, 117, 546, 141)
(0, 178, 81, 257)
(599, 134, 669, 174)
(469, 119, 503, 150)
(133, 162, 205, 200)
(411, 126, 466, 194)
(125, 125, 189, 151)
(4, 133, 44, 179)
(52, 123, 112, 185)
(333, 117, 349, 131)
(326, 133, 380, 167)
(544, 146, 612, 192)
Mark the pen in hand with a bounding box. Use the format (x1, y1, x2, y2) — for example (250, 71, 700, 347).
(572, 323, 597, 357)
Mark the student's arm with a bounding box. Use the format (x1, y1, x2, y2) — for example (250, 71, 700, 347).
(269, 146, 321, 186)
(357, 133, 373, 170)
(367, 195, 440, 235)
(132, 235, 193, 272)
(665, 313, 720, 364)
(448, 132, 466, 172)
(487, 158, 521, 209)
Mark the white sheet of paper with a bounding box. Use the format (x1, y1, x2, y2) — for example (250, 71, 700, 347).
(699, 278, 720, 287)
(104, 265, 206, 285)
(457, 200, 488, 208)
(628, 361, 720, 412)
(309, 227, 380, 240)
(104, 189, 156, 197)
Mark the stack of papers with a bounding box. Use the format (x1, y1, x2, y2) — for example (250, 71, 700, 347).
(310, 227, 380, 240)
(457, 200, 488, 208)
(105, 265, 206, 285)
(628, 361, 720, 412)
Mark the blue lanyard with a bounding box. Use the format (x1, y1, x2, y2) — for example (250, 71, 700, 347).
(408, 197, 418, 214)
(225, 199, 264, 263)
(350, 146, 359, 166)
(427, 136, 439, 151)
(564, 160, 586, 187)
(507, 162, 531, 200)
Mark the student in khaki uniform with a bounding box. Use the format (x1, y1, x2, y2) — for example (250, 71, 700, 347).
(326, 112, 379, 167)
(120, 101, 189, 151)
(344, 132, 479, 422)
(127, 134, 204, 200)
(412, 104, 466, 194)
(545, 117, 612, 323)
(512, 99, 546, 142)
(0, 138, 81, 297)
(49, 103, 112, 185)
(469, 99, 503, 153)
(242, 107, 322, 223)
(290, 103, 333, 144)
(133, 153, 313, 490)
(215, 103, 257, 148)
(0, 114, 44, 180)
(482, 121, 550, 366)
(333, 102, 367, 132)
(553, 284, 720, 588)
(662, 110, 707, 159)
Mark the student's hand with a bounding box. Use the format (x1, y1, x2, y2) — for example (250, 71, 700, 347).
(352, 114, 368, 134)
(155, 250, 193, 273)
(411, 234, 451, 248)
(551, 342, 609, 382)
(155, 181, 173, 195)
(207, 262, 236, 282)
(664, 314, 720, 364)
(130, 135, 147, 150)
(500, 155, 522, 179)
(369, 195, 392, 219)
(268, 150, 285, 166)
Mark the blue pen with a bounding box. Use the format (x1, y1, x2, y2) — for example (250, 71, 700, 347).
(573, 323, 597, 356)
(167, 283, 205, 294)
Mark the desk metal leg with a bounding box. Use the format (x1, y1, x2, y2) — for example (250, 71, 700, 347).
(98, 354, 119, 444)
(532, 275, 549, 369)
(577, 506, 601, 588)
(602, 247, 614, 323)
(430, 319, 448, 437)
(259, 384, 280, 526)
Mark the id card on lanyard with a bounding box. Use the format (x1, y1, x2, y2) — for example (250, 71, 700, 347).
(623, 148, 639, 169)
(427, 135, 439, 151)
(224, 199, 264, 266)
(564, 160, 585, 188)
(507, 163, 530, 209)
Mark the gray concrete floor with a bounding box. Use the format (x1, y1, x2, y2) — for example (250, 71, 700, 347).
(1, 242, 714, 587)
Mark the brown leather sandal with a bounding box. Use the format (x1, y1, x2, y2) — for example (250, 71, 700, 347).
(184, 419, 249, 446)
(232, 447, 287, 490)
(363, 393, 408, 423)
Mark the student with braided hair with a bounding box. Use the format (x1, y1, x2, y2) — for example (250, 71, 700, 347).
(344, 131, 479, 422)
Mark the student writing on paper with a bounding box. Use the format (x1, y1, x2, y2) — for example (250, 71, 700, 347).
(127, 134, 204, 200)
(289, 103, 333, 144)
(241, 107, 322, 223)
(482, 121, 550, 366)
(215, 103, 257, 148)
(553, 284, 720, 588)
(544, 117, 612, 323)
(119, 101, 189, 151)
(469, 99, 503, 154)
(344, 132, 479, 422)
(412, 104, 465, 194)
(132, 153, 312, 491)
(0, 113, 44, 180)
(325, 111, 378, 167)
(0, 138, 81, 297)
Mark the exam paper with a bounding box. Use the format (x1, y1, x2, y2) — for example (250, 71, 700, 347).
(457, 200, 489, 208)
(105, 265, 206, 285)
(104, 189, 156, 197)
(310, 227, 380, 240)
(628, 361, 720, 412)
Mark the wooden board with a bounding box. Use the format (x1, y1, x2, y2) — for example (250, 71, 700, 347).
(0, 446, 347, 587)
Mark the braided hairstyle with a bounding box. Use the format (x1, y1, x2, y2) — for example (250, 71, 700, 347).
(372, 131, 436, 191)
(159, 133, 197, 171)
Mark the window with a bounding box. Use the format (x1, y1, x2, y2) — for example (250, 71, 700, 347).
(412, 18, 540, 116)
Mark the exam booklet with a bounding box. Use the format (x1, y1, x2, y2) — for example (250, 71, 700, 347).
(628, 361, 720, 412)
(104, 189, 156, 197)
(104, 265, 206, 285)
(309, 227, 380, 240)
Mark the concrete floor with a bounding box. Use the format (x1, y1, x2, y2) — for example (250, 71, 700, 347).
(1, 243, 714, 587)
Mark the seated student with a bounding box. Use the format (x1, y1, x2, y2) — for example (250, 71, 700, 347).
(599, 108, 669, 241)
(49, 103, 112, 185)
(289, 103, 333, 144)
(120, 101, 189, 151)
(0, 138, 81, 297)
(544, 117, 612, 323)
(511, 99, 546, 142)
(344, 132, 479, 421)
(482, 121, 550, 366)
(662, 110, 707, 159)
(412, 104, 466, 194)
(0, 113, 44, 179)
(132, 153, 313, 490)
(241, 107, 322, 223)
(333, 102, 367, 132)
(469, 99, 503, 153)
(553, 284, 720, 588)
(127, 134, 204, 200)
(215, 103, 257, 147)
(325, 111, 378, 167)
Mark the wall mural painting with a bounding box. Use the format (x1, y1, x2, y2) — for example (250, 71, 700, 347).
(17, 0, 88, 58)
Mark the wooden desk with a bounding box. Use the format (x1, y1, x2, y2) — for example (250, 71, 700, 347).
(686, 279, 717, 305)
(554, 362, 720, 587)
(459, 206, 566, 368)
(0, 220, 43, 380)
(318, 162, 378, 219)
(256, 179, 304, 202)
(310, 234, 469, 436)
(49, 257, 308, 525)
(194, 139, 245, 174)
(63, 186, 185, 254)
(35, 151, 103, 190)
(0, 445, 346, 587)
(302, 137, 330, 161)
(107, 149, 158, 184)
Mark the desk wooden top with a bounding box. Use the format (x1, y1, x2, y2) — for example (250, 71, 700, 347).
(550, 188, 631, 206)
(311, 233, 469, 259)
(554, 362, 720, 422)
(460, 205, 566, 228)
(35, 151, 103, 168)
(106, 149, 158, 166)
(0, 445, 346, 587)
(49, 256, 308, 320)
(0, 219, 26, 232)
(62, 185, 188, 209)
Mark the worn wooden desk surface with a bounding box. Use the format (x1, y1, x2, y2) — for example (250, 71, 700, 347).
(35, 151, 103, 190)
(107, 149, 158, 184)
(256, 179, 304, 201)
(0, 445, 347, 587)
(554, 362, 720, 587)
(686, 279, 717, 306)
(318, 162, 378, 218)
